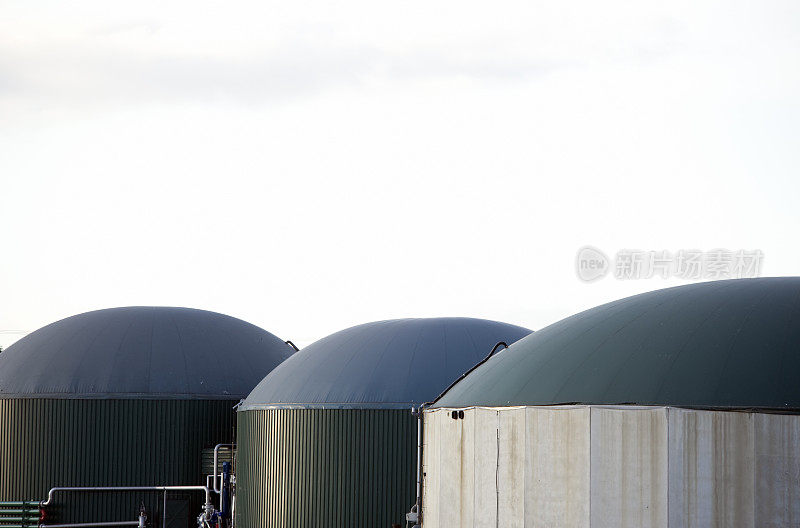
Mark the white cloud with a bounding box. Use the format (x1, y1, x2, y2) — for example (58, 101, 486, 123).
(0, 0, 799, 348)
(0, 0, 707, 112)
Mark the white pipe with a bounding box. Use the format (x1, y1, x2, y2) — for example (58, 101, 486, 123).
(41, 522, 139, 527)
(212, 444, 234, 494)
(40, 486, 212, 508)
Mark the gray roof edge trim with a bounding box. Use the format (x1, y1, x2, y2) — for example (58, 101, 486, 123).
(428, 401, 800, 414)
(237, 401, 421, 411)
(0, 392, 249, 401)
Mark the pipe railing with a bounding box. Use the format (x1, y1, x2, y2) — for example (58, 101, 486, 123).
(40, 486, 211, 508)
(212, 444, 234, 494)
(41, 522, 140, 528)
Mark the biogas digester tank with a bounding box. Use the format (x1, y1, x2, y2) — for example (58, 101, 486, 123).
(0, 307, 293, 525)
(427, 278, 800, 528)
(235, 317, 532, 528)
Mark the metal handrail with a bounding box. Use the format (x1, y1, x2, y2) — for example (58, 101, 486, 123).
(212, 444, 234, 494)
(41, 522, 140, 528)
(40, 486, 211, 508)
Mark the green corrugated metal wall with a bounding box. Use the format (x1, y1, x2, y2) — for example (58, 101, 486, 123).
(0, 398, 237, 525)
(236, 408, 417, 528)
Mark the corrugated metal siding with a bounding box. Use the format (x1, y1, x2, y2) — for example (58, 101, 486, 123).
(0, 398, 237, 524)
(236, 408, 417, 528)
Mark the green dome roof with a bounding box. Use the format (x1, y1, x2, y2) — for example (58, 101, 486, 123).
(435, 278, 800, 410)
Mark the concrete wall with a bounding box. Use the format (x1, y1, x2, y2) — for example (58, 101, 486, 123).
(422, 406, 800, 528)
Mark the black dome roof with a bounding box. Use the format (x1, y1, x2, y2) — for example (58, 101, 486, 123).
(435, 278, 800, 410)
(0, 307, 294, 399)
(241, 318, 532, 410)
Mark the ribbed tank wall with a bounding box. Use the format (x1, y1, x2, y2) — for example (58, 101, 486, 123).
(0, 398, 236, 524)
(236, 408, 417, 528)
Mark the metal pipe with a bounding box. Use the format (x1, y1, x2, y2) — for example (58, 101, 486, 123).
(40, 487, 211, 508)
(406, 404, 427, 527)
(220, 462, 231, 520)
(0, 510, 37, 515)
(212, 444, 234, 494)
(415, 406, 423, 508)
(40, 522, 139, 528)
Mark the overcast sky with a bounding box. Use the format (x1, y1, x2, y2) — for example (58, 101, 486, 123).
(1, 0, 799, 349)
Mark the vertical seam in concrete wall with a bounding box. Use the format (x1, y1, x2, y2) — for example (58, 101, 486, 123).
(473, 409, 477, 528)
(523, 408, 527, 527)
(589, 406, 592, 528)
(750, 413, 755, 528)
(666, 407, 670, 528)
(496, 410, 500, 528)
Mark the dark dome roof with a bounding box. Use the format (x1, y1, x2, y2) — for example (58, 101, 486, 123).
(0, 307, 294, 399)
(240, 318, 532, 410)
(435, 278, 800, 410)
